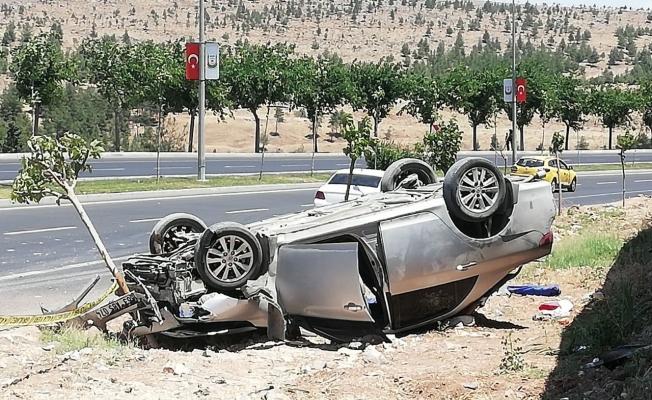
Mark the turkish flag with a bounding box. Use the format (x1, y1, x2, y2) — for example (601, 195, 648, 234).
(515, 77, 527, 103)
(185, 42, 200, 80)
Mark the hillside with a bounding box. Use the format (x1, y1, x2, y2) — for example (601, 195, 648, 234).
(0, 0, 651, 153)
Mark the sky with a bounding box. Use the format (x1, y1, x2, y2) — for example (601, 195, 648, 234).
(496, 0, 650, 10)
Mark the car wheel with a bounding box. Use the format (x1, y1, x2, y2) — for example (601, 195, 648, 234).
(149, 213, 207, 254)
(380, 158, 438, 192)
(551, 178, 558, 192)
(194, 222, 264, 292)
(569, 178, 577, 192)
(443, 157, 507, 223)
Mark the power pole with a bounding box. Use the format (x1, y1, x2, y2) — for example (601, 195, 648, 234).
(511, 0, 518, 165)
(197, 0, 207, 181)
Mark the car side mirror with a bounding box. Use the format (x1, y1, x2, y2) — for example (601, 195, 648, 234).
(569, 166, 573, 170)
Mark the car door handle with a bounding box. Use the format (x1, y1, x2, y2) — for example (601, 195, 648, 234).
(456, 261, 478, 271)
(344, 302, 364, 312)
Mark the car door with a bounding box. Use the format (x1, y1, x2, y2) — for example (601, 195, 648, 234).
(274, 242, 389, 343)
(559, 160, 570, 185)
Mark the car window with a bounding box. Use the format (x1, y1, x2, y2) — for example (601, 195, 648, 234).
(560, 160, 569, 169)
(548, 159, 557, 168)
(328, 173, 382, 188)
(516, 158, 544, 167)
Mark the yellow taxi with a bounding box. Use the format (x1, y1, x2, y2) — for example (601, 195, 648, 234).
(510, 155, 577, 192)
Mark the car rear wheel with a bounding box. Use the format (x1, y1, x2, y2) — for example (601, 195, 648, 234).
(194, 222, 265, 292)
(380, 158, 438, 192)
(569, 178, 577, 192)
(443, 157, 507, 223)
(149, 213, 207, 254)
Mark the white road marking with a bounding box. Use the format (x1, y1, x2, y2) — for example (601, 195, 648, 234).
(129, 218, 161, 223)
(93, 168, 125, 171)
(301, 204, 313, 207)
(224, 165, 256, 168)
(155, 167, 193, 170)
(282, 164, 309, 167)
(3, 226, 76, 236)
(336, 163, 349, 166)
(0, 187, 317, 212)
(0, 255, 132, 282)
(635, 179, 652, 183)
(225, 208, 269, 214)
(596, 181, 617, 185)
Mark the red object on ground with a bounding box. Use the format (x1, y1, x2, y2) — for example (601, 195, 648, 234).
(185, 42, 200, 80)
(538, 302, 560, 311)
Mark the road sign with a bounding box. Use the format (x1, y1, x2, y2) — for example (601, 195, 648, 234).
(205, 42, 220, 80)
(503, 78, 513, 103)
(516, 77, 527, 103)
(185, 42, 199, 80)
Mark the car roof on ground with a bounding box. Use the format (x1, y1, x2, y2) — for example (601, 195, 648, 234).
(330, 168, 386, 177)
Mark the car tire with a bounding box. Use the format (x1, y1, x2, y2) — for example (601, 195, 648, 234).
(568, 178, 577, 192)
(443, 157, 507, 223)
(149, 213, 207, 254)
(194, 222, 265, 292)
(380, 158, 438, 192)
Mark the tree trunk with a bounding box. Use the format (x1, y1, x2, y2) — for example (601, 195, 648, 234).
(472, 125, 478, 151)
(565, 124, 570, 151)
(344, 156, 355, 201)
(519, 125, 524, 151)
(621, 152, 626, 207)
(312, 116, 318, 153)
(608, 126, 613, 150)
(33, 103, 41, 136)
(252, 108, 260, 153)
(188, 112, 196, 153)
(373, 112, 379, 138)
(113, 110, 121, 152)
(66, 186, 130, 295)
(556, 152, 562, 216)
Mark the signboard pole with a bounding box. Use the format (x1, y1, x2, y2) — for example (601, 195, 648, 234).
(197, 0, 207, 182)
(511, 0, 518, 165)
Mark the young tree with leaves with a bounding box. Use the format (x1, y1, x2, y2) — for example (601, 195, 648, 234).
(349, 58, 408, 138)
(291, 55, 354, 153)
(444, 65, 504, 150)
(616, 131, 636, 207)
(399, 73, 447, 133)
(341, 114, 372, 201)
(587, 85, 637, 150)
(551, 74, 587, 150)
(9, 31, 76, 136)
(549, 131, 565, 215)
(80, 37, 140, 151)
(221, 42, 294, 153)
(418, 118, 463, 174)
(11, 133, 130, 294)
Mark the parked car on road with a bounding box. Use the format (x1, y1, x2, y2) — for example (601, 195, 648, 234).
(511, 155, 577, 192)
(83, 157, 557, 344)
(313, 168, 385, 206)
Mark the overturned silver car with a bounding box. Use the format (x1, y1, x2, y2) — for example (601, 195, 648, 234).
(84, 157, 557, 343)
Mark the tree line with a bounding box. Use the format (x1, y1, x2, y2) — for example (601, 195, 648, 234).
(1, 29, 651, 157)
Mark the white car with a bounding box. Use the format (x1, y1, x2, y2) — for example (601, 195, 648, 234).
(313, 168, 385, 206)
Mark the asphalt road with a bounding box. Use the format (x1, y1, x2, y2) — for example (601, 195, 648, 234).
(1, 170, 652, 315)
(1, 150, 652, 181)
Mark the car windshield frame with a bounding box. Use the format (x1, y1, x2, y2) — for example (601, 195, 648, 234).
(328, 173, 382, 188)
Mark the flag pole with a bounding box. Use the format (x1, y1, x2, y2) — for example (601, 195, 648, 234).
(198, 0, 207, 181)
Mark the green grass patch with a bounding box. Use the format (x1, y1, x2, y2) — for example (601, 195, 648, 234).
(545, 232, 623, 270)
(0, 173, 331, 199)
(39, 325, 130, 354)
(571, 162, 652, 172)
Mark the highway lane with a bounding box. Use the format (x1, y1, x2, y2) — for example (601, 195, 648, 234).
(1, 171, 651, 315)
(1, 151, 652, 180)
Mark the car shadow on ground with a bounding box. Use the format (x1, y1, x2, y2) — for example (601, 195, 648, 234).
(540, 226, 652, 400)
